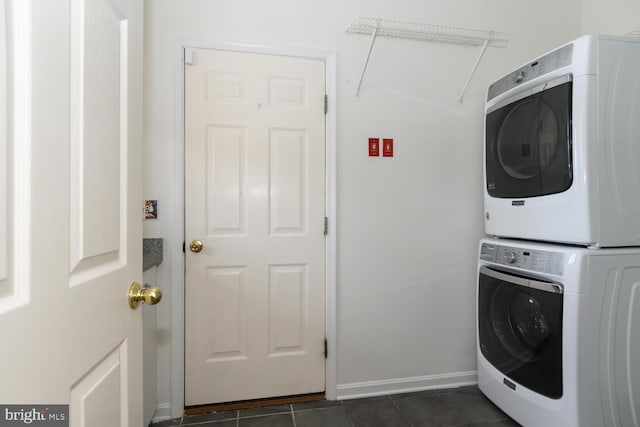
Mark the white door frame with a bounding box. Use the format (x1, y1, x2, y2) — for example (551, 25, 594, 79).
(168, 39, 337, 418)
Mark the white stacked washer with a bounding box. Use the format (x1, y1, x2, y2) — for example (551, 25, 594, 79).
(478, 35, 640, 427)
(477, 238, 640, 427)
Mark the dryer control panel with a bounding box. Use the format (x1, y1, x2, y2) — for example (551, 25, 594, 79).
(487, 43, 573, 101)
(480, 243, 565, 275)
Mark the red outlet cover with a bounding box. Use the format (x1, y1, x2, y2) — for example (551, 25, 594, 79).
(369, 138, 380, 156)
(383, 138, 393, 157)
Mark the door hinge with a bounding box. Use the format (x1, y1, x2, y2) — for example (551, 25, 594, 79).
(184, 48, 194, 65)
(324, 338, 328, 358)
(323, 217, 328, 235)
(324, 94, 328, 114)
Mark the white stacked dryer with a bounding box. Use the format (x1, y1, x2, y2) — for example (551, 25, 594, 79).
(483, 34, 640, 248)
(478, 35, 640, 427)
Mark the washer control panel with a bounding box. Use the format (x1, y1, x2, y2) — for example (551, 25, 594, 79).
(480, 243, 565, 275)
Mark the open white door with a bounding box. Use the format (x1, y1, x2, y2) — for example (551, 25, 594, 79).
(0, 0, 145, 425)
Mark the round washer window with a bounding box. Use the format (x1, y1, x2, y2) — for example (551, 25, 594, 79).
(490, 285, 551, 363)
(509, 292, 551, 350)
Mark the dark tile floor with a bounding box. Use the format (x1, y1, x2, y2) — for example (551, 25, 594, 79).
(150, 386, 521, 427)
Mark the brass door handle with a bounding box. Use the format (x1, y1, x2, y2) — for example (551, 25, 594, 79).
(129, 282, 163, 309)
(189, 240, 204, 253)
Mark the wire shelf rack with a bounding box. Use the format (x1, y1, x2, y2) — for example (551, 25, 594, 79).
(346, 17, 509, 48)
(346, 17, 509, 101)
(625, 27, 640, 39)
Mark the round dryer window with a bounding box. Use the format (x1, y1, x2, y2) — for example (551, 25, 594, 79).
(497, 99, 559, 180)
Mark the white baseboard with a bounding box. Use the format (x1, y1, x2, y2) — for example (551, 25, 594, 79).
(151, 403, 173, 423)
(336, 370, 477, 400)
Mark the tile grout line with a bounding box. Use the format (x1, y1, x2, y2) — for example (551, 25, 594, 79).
(291, 405, 343, 414)
(181, 420, 236, 427)
(178, 411, 240, 427)
(435, 393, 468, 424)
(290, 404, 297, 427)
(389, 394, 416, 427)
(344, 404, 356, 427)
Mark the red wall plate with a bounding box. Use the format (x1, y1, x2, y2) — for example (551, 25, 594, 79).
(383, 138, 393, 157)
(369, 138, 380, 156)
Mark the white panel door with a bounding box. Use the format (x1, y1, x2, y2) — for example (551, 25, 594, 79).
(185, 48, 326, 406)
(0, 0, 144, 425)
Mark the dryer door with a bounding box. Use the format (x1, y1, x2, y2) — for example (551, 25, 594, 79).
(485, 77, 573, 199)
(478, 266, 564, 399)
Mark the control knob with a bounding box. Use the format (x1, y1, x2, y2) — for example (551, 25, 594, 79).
(502, 251, 517, 264)
(514, 70, 526, 83)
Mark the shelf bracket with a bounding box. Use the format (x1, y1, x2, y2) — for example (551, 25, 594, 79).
(458, 32, 492, 103)
(355, 19, 381, 97)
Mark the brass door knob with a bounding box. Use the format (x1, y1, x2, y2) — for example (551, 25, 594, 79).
(189, 239, 204, 253)
(128, 282, 163, 309)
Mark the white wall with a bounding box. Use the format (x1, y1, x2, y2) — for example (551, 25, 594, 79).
(142, 0, 583, 417)
(581, 0, 640, 35)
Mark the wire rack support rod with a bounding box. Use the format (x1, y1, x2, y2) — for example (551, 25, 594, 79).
(355, 19, 381, 96)
(459, 34, 491, 103)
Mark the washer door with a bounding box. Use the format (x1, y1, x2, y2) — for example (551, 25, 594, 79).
(478, 266, 563, 399)
(485, 77, 572, 198)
